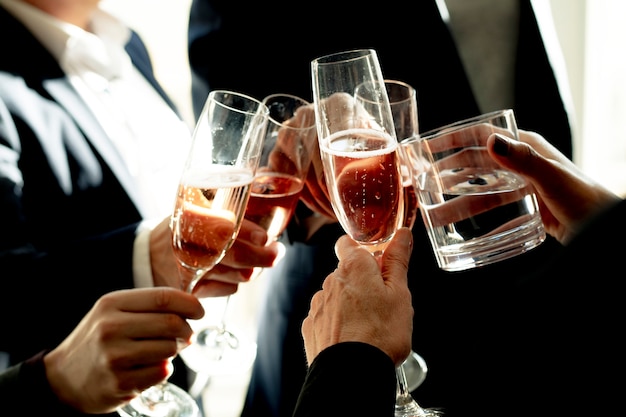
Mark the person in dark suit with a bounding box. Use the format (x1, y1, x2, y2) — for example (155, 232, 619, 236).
(0, 0, 280, 401)
(187, 1, 576, 416)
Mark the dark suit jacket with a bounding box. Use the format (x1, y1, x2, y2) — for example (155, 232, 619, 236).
(0, 351, 88, 416)
(483, 198, 626, 417)
(0, 7, 188, 390)
(187, 1, 575, 416)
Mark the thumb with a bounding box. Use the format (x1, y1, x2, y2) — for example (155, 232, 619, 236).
(381, 228, 412, 286)
(487, 133, 565, 196)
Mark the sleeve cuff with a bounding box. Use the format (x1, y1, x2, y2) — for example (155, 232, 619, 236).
(133, 221, 155, 288)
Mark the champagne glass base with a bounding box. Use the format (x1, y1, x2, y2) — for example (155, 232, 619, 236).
(118, 383, 200, 417)
(395, 400, 443, 417)
(180, 325, 257, 376)
(395, 398, 429, 417)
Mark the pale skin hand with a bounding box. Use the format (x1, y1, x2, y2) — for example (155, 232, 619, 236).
(294, 103, 337, 221)
(149, 217, 283, 297)
(487, 130, 622, 244)
(43, 287, 204, 414)
(266, 103, 317, 177)
(301, 228, 414, 367)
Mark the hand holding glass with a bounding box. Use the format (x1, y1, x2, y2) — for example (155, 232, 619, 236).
(401, 109, 546, 272)
(311, 49, 404, 260)
(313, 50, 432, 417)
(246, 93, 316, 242)
(118, 90, 268, 417)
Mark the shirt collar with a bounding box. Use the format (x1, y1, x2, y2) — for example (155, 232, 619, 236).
(1, 0, 132, 81)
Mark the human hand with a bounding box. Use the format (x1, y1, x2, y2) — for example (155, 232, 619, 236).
(261, 102, 337, 239)
(265, 103, 317, 177)
(150, 217, 283, 297)
(301, 228, 414, 367)
(487, 130, 622, 244)
(284, 103, 336, 221)
(192, 218, 284, 297)
(43, 287, 204, 414)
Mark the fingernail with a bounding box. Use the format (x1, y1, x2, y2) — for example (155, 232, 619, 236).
(493, 134, 510, 156)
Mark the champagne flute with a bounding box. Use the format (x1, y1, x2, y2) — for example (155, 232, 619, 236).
(312, 51, 437, 417)
(378, 79, 440, 416)
(311, 50, 406, 413)
(311, 49, 404, 261)
(181, 94, 316, 380)
(381, 79, 429, 393)
(384, 79, 420, 230)
(118, 90, 268, 417)
(356, 78, 437, 416)
(246, 93, 317, 264)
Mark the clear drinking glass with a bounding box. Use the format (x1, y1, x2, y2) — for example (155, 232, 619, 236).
(181, 93, 316, 379)
(118, 90, 268, 417)
(311, 49, 404, 261)
(247, 94, 316, 247)
(312, 49, 433, 417)
(401, 109, 546, 272)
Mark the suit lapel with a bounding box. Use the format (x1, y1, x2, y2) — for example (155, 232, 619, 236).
(43, 77, 149, 217)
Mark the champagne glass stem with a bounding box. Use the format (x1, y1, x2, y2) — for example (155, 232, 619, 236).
(395, 364, 427, 417)
(193, 295, 239, 361)
(184, 268, 207, 294)
(373, 251, 384, 268)
(217, 295, 230, 329)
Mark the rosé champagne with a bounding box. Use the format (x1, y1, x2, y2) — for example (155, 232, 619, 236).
(244, 172, 304, 241)
(320, 128, 403, 251)
(171, 166, 253, 272)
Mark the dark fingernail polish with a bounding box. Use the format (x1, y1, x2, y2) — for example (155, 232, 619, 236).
(493, 134, 509, 156)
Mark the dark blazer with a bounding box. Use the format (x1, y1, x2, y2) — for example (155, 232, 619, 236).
(0, 6, 188, 391)
(187, 1, 574, 416)
(0, 351, 88, 416)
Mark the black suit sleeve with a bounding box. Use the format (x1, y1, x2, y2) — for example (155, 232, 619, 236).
(0, 351, 88, 416)
(293, 342, 396, 417)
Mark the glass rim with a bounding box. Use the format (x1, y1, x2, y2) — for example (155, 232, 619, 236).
(208, 89, 269, 116)
(355, 79, 416, 107)
(311, 48, 377, 66)
(399, 134, 422, 147)
(419, 109, 514, 139)
(384, 79, 416, 106)
(261, 93, 315, 129)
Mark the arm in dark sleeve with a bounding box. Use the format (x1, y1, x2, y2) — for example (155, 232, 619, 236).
(293, 342, 396, 417)
(0, 351, 87, 416)
(0, 94, 139, 361)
